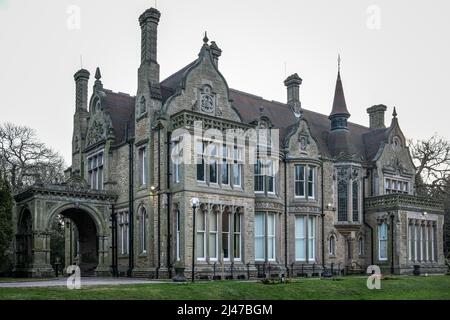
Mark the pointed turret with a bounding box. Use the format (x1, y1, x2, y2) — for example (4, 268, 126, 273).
(329, 56, 350, 131)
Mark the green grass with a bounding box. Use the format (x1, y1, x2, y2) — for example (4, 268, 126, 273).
(0, 275, 449, 300)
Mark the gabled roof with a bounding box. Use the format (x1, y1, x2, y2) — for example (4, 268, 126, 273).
(102, 89, 135, 145)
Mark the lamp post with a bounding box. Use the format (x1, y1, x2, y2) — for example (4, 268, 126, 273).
(190, 197, 200, 282)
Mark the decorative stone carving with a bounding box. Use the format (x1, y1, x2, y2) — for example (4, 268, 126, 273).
(64, 175, 89, 192)
(255, 201, 284, 212)
(384, 156, 407, 175)
(200, 85, 215, 114)
(86, 119, 105, 146)
(298, 127, 310, 152)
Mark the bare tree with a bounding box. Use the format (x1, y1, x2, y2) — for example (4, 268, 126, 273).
(0, 123, 66, 194)
(409, 134, 450, 198)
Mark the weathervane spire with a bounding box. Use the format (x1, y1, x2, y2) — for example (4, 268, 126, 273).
(338, 54, 341, 73)
(203, 31, 209, 44)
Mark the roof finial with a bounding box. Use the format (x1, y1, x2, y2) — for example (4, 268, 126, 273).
(95, 67, 102, 80)
(393, 107, 397, 118)
(338, 54, 341, 73)
(203, 31, 209, 44)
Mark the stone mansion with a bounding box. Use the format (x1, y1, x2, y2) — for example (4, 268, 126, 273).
(13, 7, 446, 278)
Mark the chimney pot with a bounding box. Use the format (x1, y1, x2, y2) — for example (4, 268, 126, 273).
(284, 73, 302, 117)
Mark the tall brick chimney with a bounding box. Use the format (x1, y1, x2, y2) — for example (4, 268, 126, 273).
(74, 69, 90, 111)
(367, 104, 387, 129)
(139, 8, 161, 65)
(284, 73, 302, 117)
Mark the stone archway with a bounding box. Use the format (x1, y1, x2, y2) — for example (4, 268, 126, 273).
(51, 207, 100, 276)
(13, 182, 116, 278)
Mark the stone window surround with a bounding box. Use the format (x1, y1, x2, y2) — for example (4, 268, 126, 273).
(117, 210, 129, 256)
(384, 174, 411, 195)
(255, 210, 281, 263)
(292, 162, 318, 202)
(137, 205, 148, 256)
(86, 148, 105, 191)
(195, 203, 244, 264)
(334, 165, 362, 224)
(196, 139, 244, 191)
(254, 157, 277, 196)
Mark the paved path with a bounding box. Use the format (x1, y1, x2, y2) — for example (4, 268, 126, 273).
(0, 277, 169, 288)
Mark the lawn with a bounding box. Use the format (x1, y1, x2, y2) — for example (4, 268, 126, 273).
(0, 275, 449, 300)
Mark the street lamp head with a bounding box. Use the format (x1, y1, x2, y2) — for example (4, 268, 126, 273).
(423, 211, 428, 216)
(190, 197, 200, 208)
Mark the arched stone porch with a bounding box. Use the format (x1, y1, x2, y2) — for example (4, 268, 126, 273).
(13, 178, 116, 278)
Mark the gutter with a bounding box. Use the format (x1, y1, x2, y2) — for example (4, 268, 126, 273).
(127, 126, 135, 277)
(166, 130, 172, 279)
(156, 126, 162, 279)
(284, 154, 288, 272)
(363, 170, 374, 265)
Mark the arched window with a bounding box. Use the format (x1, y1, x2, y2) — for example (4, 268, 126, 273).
(329, 234, 336, 256)
(358, 236, 364, 256)
(139, 207, 147, 254)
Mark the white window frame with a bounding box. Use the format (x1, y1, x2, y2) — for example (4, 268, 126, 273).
(138, 146, 148, 186)
(222, 212, 231, 261)
(307, 166, 315, 199)
(378, 222, 388, 261)
(295, 216, 306, 261)
(255, 212, 265, 261)
(139, 207, 147, 254)
(233, 212, 242, 261)
(176, 209, 181, 261)
(254, 159, 265, 193)
(308, 216, 316, 261)
(294, 165, 306, 198)
(196, 210, 206, 261)
(87, 150, 104, 190)
(221, 145, 230, 186)
(209, 212, 218, 261)
(329, 234, 336, 256)
(232, 146, 243, 188)
(196, 140, 206, 183)
(267, 213, 276, 261)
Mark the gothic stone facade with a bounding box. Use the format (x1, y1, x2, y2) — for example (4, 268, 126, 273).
(13, 7, 446, 278)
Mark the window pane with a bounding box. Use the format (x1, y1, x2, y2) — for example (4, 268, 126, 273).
(338, 180, 348, 221)
(255, 213, 265, 260)
(222, 214, 229, 259)
(295, 216, 305, 261)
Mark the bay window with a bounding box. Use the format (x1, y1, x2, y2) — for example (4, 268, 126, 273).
(295, 215, 316, 262)
(255, 213, 265, 261)
(295, 164, 315, 199)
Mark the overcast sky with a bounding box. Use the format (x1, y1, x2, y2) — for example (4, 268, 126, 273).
(1, 0, 449, 164)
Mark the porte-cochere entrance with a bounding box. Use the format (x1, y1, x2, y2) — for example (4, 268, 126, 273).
(13, 177, 116, 277)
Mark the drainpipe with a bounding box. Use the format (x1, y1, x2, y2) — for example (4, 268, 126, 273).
(156, 126, 162, 279)
(110, 204, 117, 277)
(363, 170, 374, 265)
(166, 130, 172, 278)
(283, 153, 288, 271)
(127, 125, 135, 277)
(390, 212, 395, 274)
(321, 160, 325, 271)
